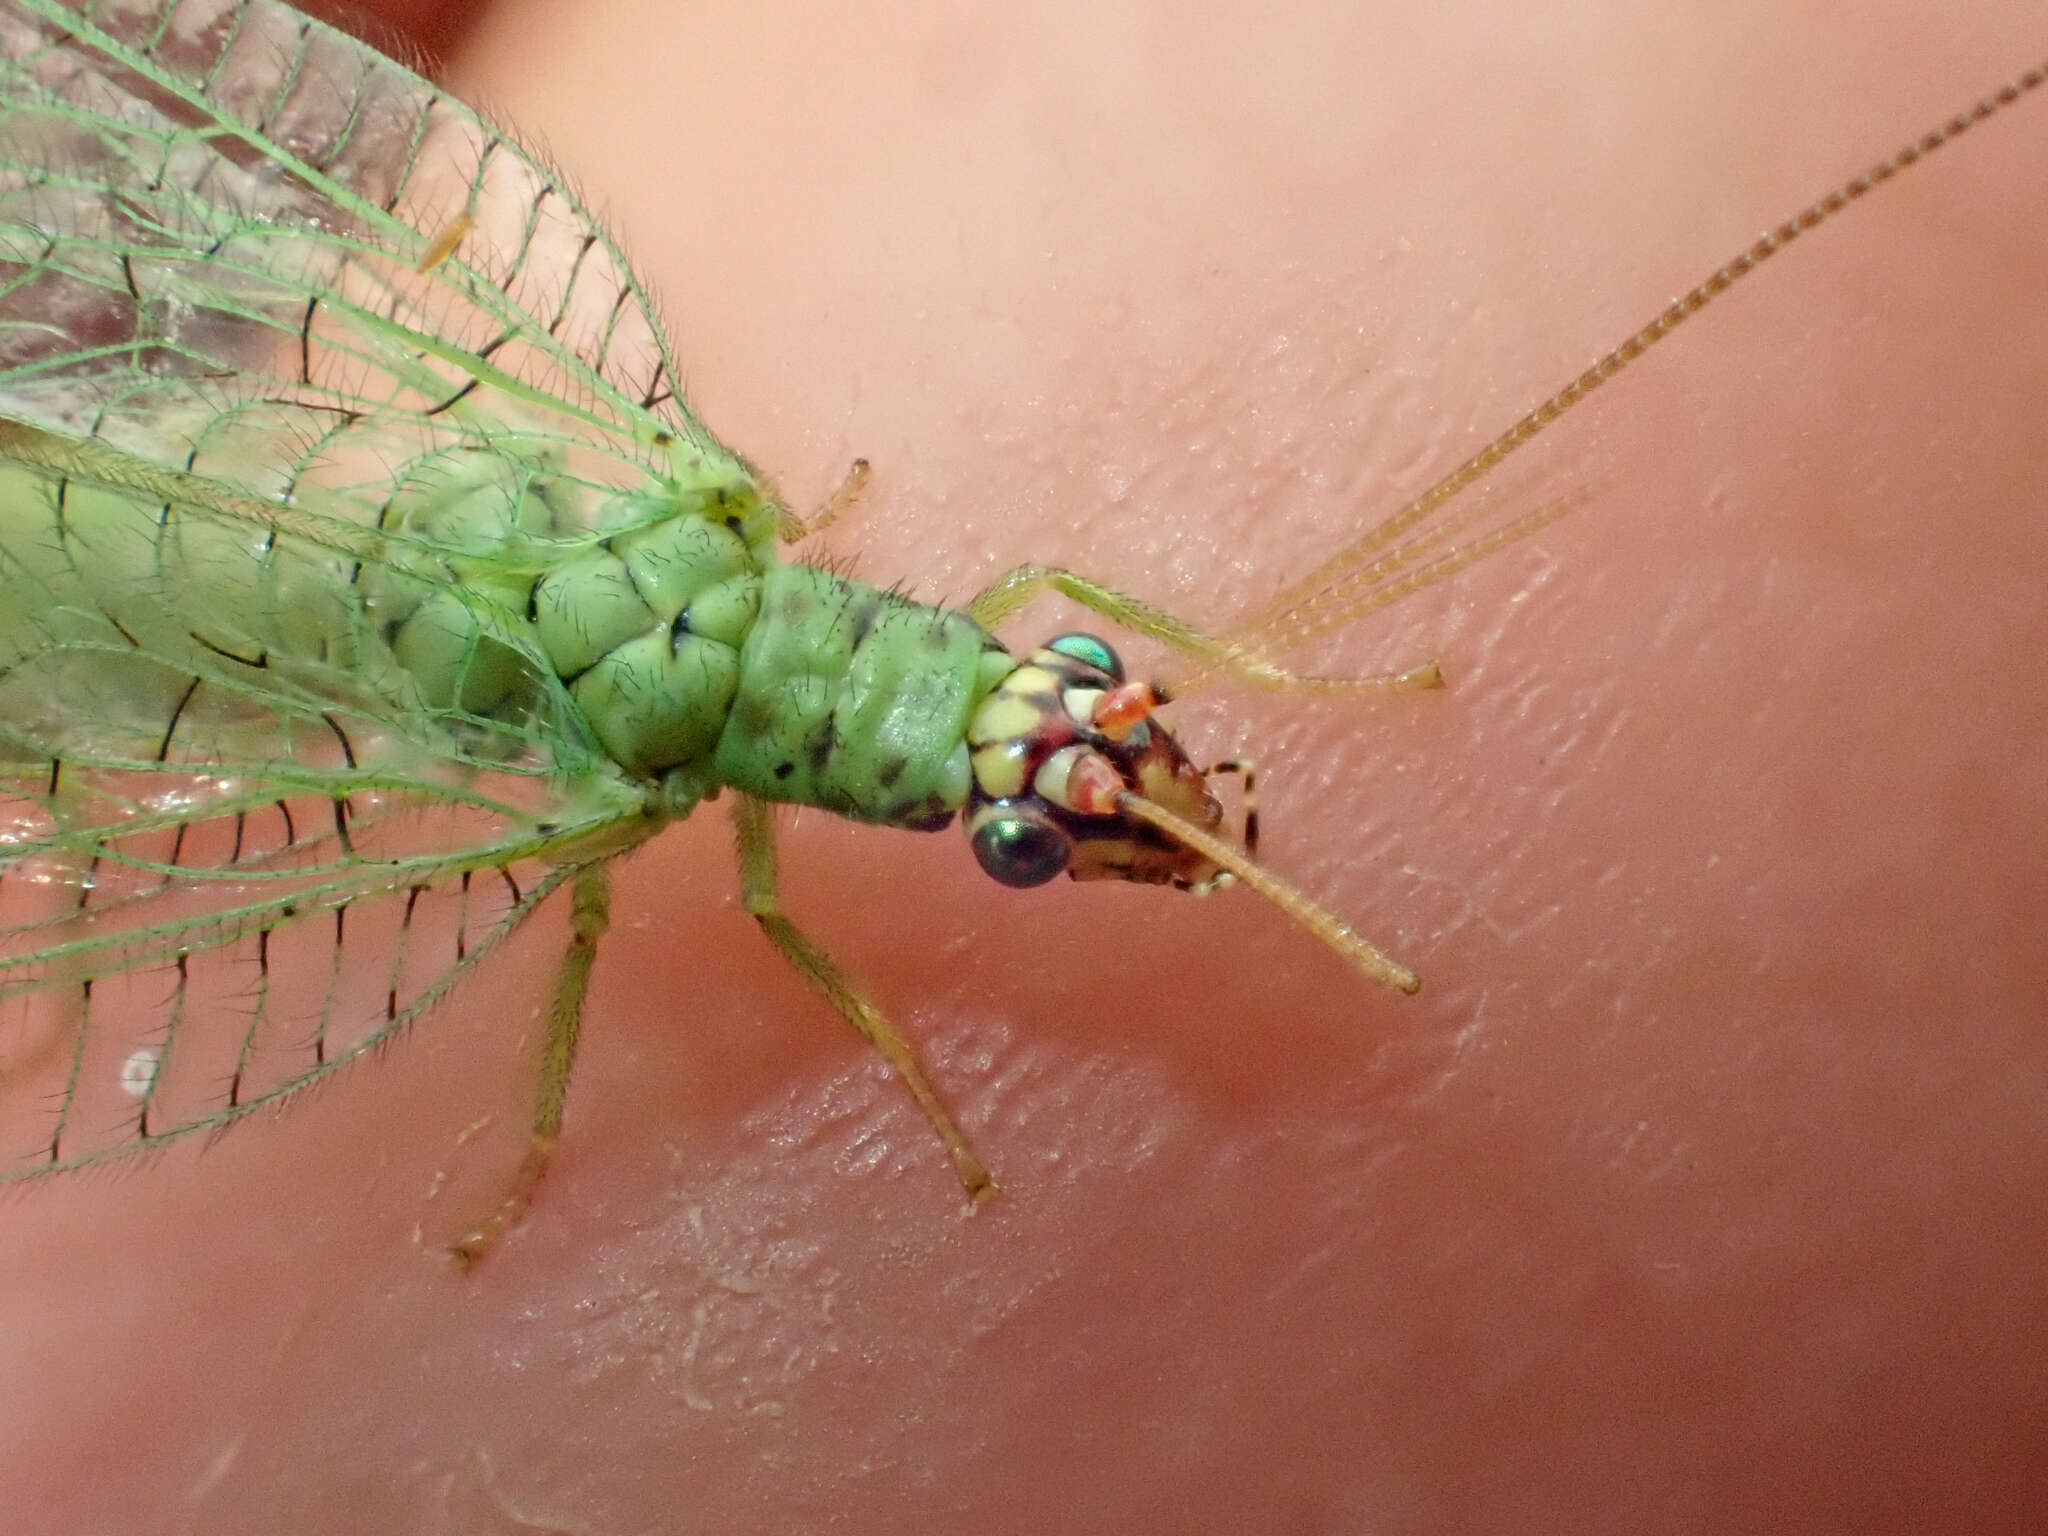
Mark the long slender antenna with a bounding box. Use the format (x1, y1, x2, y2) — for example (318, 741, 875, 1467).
(1224, 60, 2048, 657)
(1115, 791, 1420, 993)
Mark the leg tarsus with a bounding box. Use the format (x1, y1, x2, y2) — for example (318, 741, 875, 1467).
(451, 1135, 557, 1270)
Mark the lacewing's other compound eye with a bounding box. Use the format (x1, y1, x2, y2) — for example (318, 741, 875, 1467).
(1044, 633, 1125, 683)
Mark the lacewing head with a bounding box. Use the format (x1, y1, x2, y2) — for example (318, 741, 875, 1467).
(964, 634, 1227, 890)
(963, 633, 1421, 992)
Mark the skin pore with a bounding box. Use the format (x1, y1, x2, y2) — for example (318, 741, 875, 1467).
(2, 2, 2043, 1531)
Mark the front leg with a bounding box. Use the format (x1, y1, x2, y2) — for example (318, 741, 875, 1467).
(731, 794, 995, 1203)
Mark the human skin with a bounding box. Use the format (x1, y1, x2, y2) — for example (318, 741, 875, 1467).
(2, 1, 2045, 1532)
(331, 0, 487, 57)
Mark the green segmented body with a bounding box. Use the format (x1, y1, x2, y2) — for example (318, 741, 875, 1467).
(0, 437, 1001, 826)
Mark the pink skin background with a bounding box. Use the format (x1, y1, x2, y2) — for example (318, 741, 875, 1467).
(3, 1, 2045, 1531)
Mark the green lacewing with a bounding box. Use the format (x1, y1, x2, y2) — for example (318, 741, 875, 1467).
(0, 0, 2036, 1255)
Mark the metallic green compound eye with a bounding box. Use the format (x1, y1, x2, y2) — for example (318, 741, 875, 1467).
(1044, 633, 1123, 682)
(970, 812, 1072, 888)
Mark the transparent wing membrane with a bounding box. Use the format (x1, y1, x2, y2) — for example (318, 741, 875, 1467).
(0, 629, 643, 1180)
(0, 819, 587, 1176)
(0, 0, 684, 1184)
(0, 0, 708, 491)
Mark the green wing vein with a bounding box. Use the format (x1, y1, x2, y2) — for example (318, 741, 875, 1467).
(0, 0, 707, 1181)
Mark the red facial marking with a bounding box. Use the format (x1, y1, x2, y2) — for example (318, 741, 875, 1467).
(1063, 750, 1126, 816)
(1089, 681, 1161, 740)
